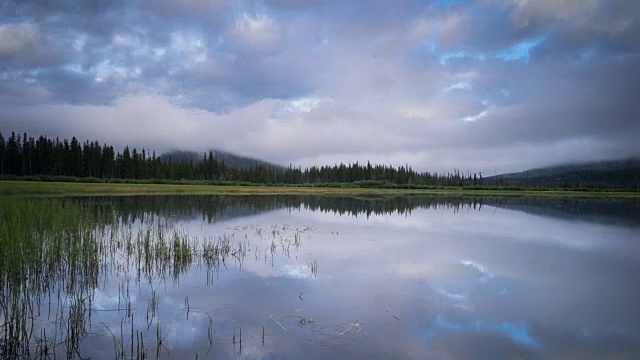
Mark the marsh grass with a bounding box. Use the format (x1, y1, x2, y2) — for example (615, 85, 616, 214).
(2, 180, 638, 198)
(0, 198, 317, 359)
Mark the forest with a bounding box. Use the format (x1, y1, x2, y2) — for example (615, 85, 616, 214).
(0, 131, 484, 187)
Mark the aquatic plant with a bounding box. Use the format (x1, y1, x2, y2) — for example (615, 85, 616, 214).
(0, 198, 317, 359)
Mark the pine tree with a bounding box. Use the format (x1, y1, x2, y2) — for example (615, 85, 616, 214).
(0, 131, 5, 175)
(6, 132, 21, 175)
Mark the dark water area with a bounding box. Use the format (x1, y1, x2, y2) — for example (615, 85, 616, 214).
(1, 195, 639, 359)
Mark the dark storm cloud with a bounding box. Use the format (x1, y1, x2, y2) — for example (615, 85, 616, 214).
(0, 0, 638, 172)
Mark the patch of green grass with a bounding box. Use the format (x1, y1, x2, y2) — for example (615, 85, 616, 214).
(0, 180, 638, 198)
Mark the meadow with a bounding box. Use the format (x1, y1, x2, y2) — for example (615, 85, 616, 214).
(1, 180, 637, 198)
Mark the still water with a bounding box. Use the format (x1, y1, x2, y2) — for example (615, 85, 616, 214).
(2, 195, 639, 359)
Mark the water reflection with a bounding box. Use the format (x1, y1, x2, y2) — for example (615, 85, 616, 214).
(81, 194, 640, 227)
(1, 195, 639, 359)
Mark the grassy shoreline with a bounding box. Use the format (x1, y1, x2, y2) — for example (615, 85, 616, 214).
(0, 180, 638, 198)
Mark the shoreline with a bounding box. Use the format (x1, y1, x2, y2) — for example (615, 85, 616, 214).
(1, 180, 638, 198)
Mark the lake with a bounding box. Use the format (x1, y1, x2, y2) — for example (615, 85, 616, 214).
(1, 195, 639, 359)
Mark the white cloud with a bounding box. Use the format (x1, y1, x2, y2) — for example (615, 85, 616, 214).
(285, 96, 330, 112)
(170, 31, 208, 64)
(444, 82, 472, 92)
(231, 13, 281, 52)
(0, 0, 638, 174)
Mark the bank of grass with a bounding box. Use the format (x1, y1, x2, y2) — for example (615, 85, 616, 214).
(0, 180, 638, 198)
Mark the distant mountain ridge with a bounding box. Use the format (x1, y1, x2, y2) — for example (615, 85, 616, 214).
(158, 149, 284, 170)
(488, 158, 640, 189)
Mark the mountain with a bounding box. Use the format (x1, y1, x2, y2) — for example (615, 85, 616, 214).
(483, 197, 640, 228)
(212, 149, 284, 170)
(487, 158, 640, 189)
(158, 149, 284, 170)
(157, 150, 200, 163)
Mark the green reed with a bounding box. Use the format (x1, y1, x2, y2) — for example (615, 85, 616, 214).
(0, 198, 103, 358)
(1, 198, 315, 359)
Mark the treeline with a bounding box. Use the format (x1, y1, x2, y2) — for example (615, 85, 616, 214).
(0, 131, 484, 186)
(81, 195, 488, 225)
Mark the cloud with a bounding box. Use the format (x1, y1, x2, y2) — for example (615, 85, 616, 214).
(137, 0, 234, 22)
(487, 0, 640, 56)
(231, 13, 281, 52)
(0, 22, 62, 67)
(0, 0, 638, 173)
(0, 22, 39, 56)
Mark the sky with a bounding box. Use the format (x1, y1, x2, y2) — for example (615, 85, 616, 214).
(0, 0, 639, 174)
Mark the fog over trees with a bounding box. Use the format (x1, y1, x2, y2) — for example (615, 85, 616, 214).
(0, 131, 483, 187)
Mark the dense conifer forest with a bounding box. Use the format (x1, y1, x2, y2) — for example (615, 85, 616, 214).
(0, 131, 484, 187)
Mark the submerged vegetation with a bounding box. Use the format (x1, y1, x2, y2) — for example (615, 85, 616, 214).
(0, 198, 317, 359)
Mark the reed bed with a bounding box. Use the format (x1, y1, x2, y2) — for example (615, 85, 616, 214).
(0, 198, 317, 359)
